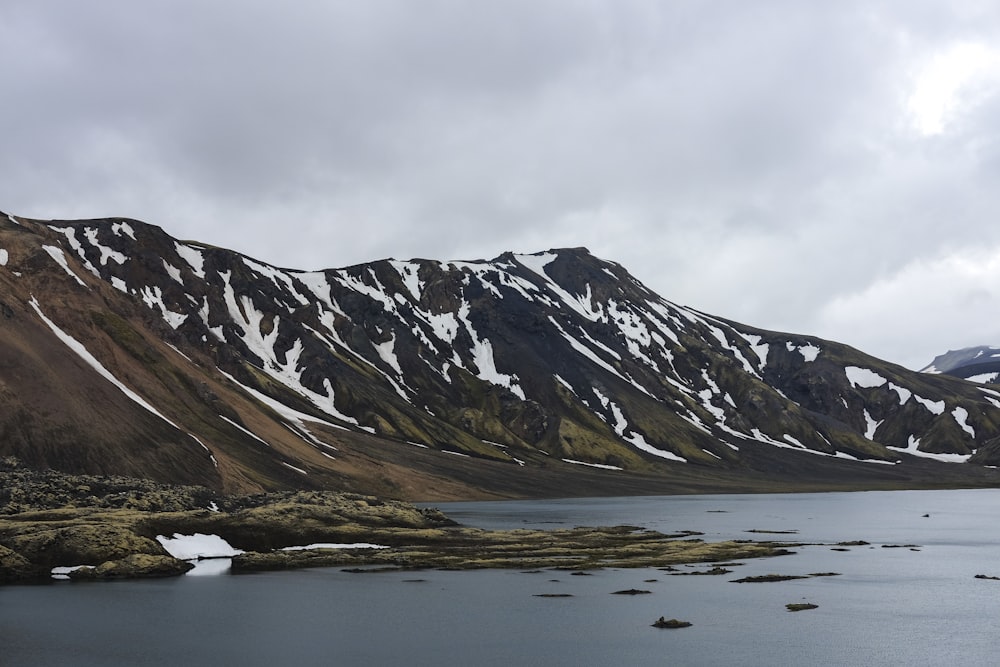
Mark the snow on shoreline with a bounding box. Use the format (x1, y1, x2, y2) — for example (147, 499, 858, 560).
(156, 533, 244, 560)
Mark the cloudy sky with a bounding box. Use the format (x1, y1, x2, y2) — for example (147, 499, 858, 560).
(4, 1, 1000, 370)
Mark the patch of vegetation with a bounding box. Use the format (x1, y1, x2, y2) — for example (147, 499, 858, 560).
(0, 460, 801, 584)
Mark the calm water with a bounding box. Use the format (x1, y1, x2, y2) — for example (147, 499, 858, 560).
(3, 489, 1000, 666)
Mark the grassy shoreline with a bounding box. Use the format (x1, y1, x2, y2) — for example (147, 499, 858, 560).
(1, 460, 797, 584)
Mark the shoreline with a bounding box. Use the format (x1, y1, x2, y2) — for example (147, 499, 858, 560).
(1, 462, 799, 585)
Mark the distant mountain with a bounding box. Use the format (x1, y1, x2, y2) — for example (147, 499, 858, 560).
(3, 212, 1000, 499)
(921, 346, 1000, 384)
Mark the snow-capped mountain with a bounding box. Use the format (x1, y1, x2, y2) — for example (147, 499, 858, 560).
(922, 346, 1000, 385)
(3, 212, 1000, 498)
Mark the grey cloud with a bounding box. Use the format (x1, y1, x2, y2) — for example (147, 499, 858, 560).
(4, 1, 1000, 368)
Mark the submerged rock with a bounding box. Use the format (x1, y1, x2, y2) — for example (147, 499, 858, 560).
(730, 574, 810, 583)
(652, 617, 691, 629)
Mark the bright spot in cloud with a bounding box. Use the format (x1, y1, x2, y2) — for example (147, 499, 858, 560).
(907, 42, 1000, 135)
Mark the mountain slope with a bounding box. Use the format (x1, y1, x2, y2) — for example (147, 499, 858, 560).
(922, 346, 1000, 384)
(3, 212, 1000, 499)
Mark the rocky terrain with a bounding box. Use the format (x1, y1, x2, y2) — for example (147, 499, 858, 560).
(0, 459, 792, 584)
(3, 211, 1000, 499)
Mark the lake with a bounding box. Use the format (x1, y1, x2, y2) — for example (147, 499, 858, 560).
(3, 489, 1000, 666)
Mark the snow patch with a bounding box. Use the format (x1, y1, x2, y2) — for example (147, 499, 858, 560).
(888, 383, 912, 405)
(592, 387, 686, 462)
(220, 415, 271, 448)
(243, 257, 310, 306)
(156, 533, 244, 560)
(51, 565, 91, 579)
(952, 406, 976, 438)
(219, 369, 347, 451)
(562, 458, 623, 471)
(111, 221, 136, 239)
(913, 394, 945, 415)
(888, 435, 971, 463)
(740, 333, 769, 369)
(42, 245, 88, 287)
(175, 243, 206, 279)
(374, 334, 404, 376)
(845, 366, 887, 389)
(797, 343, 821, 362)
(163, 260, 184, 284)
(390, 260, 423, 301)
(30, 297, 178, 427)
(966, 372, 1000, 384)
(862, 409, 882, 440)
(782, 434, 806, 449)
(83, 227, 127, 265)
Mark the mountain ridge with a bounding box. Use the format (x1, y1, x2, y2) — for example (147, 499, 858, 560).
(3, 211, 1000, 499)
(922, 345, 1000, 384)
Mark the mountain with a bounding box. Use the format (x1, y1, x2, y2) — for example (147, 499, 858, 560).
(3, 212, 1000, 500)
(922, 346, 1000, 384)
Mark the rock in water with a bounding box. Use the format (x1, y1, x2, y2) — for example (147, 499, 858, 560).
(70, 554, 194, 580)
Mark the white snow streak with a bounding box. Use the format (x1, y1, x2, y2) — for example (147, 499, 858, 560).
(42, 245, 87, 287)
(220, 415, 271, 447)
(952, 407, 976, 438)
(390, 260, 423, 300)
(862, 409, 882, 440)
(888, 382, 912, 405)
(740, 333, 769, 369)
(162, 260, 183, 284)
(888, 436, 971, 463)
(111, 221, 136, 239)
(175, 243, 206, 279)
(29, 297, 177, 427)
(562, 458, 623, 471)
(83, 227, 126, 265)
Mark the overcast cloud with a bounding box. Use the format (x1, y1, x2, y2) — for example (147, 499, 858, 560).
(4, 1, 1000, 369)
